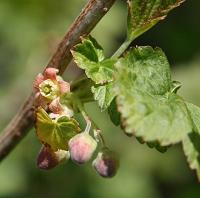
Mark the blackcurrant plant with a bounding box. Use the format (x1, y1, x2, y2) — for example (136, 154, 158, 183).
(2, 0, 200, 181)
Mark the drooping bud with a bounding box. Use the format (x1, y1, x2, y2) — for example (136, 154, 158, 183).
(92, 147, 119, 178)
(37, 146, 70, 170)
(68, 132, 97, 165)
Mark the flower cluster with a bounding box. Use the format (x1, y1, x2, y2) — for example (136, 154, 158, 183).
(68, 130, 119, 178)
(33, 67, 72, 118)
(33, 68, 119, 178)
(33, 68, 74, 169)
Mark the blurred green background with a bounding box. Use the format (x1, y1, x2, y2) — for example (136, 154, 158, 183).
(0, 0, 200, 197)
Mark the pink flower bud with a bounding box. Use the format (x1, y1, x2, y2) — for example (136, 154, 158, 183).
(49, 98, 74, 118)
(34, 92, 48, 109)
(37, 146, 70, 170)
(49, 113, 60, 120)
(44, 68, 59, 80)
(54, 149, 70, 164)
(49, 98, 63, 114)
(92, 148, 119, 178)
(58, 80, 70, 94)
(68, 133, 97, 165)
(33, 73, 44, 92)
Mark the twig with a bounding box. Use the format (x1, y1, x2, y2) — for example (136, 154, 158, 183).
(0, 0, 116, 161)
(77, 100, 106, 146)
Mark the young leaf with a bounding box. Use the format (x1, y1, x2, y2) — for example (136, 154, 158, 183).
(115, 46, 192, 146)
(127, 0, 185, 40)
(182, 103, 200, 180)
(71, 36, 116, 84)
(92, 82, 116, 111)
(36, 107, 81, 151)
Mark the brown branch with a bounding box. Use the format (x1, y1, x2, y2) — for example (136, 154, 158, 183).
(0, 0, 116, 161)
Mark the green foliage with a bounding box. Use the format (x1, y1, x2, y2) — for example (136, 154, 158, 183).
(127, 0, 185, 40)
(36, 107, 80, 151)
(71, 36, 116, 84)
(21, 0, 200, 183)
(71, 34, 200, 180)
(183, 103, 200, 180)
(73, 37, 195, 147)
(3, 0, 200, 196)
(115, 46, 192, 146)
(108, 99, 121, 126)
(72, 36, 118, 111)
(92, 83, 116, 111)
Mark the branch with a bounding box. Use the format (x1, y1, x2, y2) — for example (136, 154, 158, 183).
(0, 0, 116, 161)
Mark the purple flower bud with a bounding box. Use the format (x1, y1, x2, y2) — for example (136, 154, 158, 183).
(68, 133, 97, 165)
(37, 146, 70, 170)
(92, 148, 119, 178)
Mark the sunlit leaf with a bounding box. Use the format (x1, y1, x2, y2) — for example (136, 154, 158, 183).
(71, 36, 116, 84)
(115, 46, 192, 146)
(92, 82, 116, 111)
(36, 107, 81, 151)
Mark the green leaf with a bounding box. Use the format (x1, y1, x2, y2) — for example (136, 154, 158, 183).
(136, 135, 169, 153)
(92, 82, 116, 111)
(146, 141, 169, 153)
(127, 0, 185, 40)
(116, 46, 172, 95)
(71, 36, 116, 84)
(115, 46, 192, 146)
(36, 107, 81, 151)
(182, 103, 200, 180)
(108, 99, 121, 126)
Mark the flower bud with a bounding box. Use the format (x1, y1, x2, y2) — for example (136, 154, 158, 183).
(49, 97, 74, 118)
(44, 68, 59, 80)
(92, 148, 119, 178)
(55, 149, 70, 163)
(37, 146, 70, 170)
(34, 92, 48, 109)
(58, 80, 70, 94)
(68, 132, 97, 165)
(33, 73, 44, 92)
(49, 113, 60, 120)
(49, 97, 63, 114)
